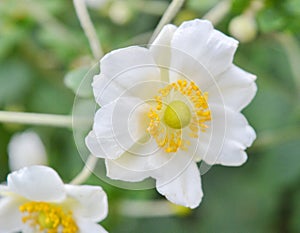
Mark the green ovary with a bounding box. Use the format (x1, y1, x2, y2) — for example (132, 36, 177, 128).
(38, 211, 57, 229)
(163, 101, 191, 129)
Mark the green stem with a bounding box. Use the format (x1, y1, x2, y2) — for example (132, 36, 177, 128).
(149, 0, 185, 44)
(118, 199, 190, 217)
(0, 111, 91, 128)
(0, 111, 73, 128)
(73, 0, 103, 59)
(251, 126, 300, 152)
(202, 0, 231, 25)
(70, 155, 98, 185)
(273, 33, 300, 97)
(24, 0, 78, 45)
(70, 0, 104, 185)
(136, 1, 168, 16)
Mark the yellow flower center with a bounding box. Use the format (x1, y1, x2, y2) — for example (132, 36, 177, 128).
(163, 101, 191, 129)
(147, 79, 211, 153)
(19, 202, 78, 233)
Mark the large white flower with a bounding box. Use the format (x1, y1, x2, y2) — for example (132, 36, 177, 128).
(0, 166, 108, 233)
(86, 19, 257, 208)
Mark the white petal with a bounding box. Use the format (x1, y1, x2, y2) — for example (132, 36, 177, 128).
(93, 46, 161, 106)
(170, 19, 238, 84)
(92, 73, 123, 106)
(150, 24, 177, 82)
(105, 139, 164, 182)
(213, 104, 256, 147)
(77, 218, 108, 233)
(216, 140, 248, 166)
(155, 156, 203, 209)
(7, 166, 66, 202)
(106, 139, 198, 184)
(87, 97, 149, 159)
(0, 197, 23, 233)
(0, 185, 10, 195)
(197, 104, 256, 166)
(22, 225, 35, 233)
(105, 155, 152, 182)
(65, 185, 108, 222)
(8, 131, 48, 172)
(85, 131, 104, 158)
(207, 65, 257, 111)
(105, 159, 150, 182)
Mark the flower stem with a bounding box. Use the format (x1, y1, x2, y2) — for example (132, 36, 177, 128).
(149, 0, 185, 44)
(251, 126, 300, 152)
(73, 0, 103, 59)
(202, 0, 231, 25)
(118, 199, 190, 217)
(0, 111, 73, 128)
(273, 33, 300, 97)
(71, 0, 104, 185)
(136, 0, 168, 16)
(70, 155, 98, 185)
(25, 0, 79, 45)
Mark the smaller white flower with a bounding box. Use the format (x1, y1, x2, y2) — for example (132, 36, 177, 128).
(0, 165, 108, 233)
(8, 131, 48, 171)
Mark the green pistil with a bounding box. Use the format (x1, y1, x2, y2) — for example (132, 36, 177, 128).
(163, 101, 191, 129)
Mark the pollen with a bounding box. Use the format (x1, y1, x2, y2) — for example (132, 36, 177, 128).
(19, 202, 78, 233)
(147, 79, 211, 153)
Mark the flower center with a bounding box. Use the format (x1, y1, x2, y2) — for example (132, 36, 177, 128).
(163, 101, 191, 129)
(147, 79, 211, 153)
(19, 201, 78, 233)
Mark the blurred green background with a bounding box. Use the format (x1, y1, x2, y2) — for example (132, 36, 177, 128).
(1, 0, 300, 232)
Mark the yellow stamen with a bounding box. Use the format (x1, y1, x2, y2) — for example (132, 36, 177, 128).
(147, 79, 211, 153)
(19, 202, 78, 233)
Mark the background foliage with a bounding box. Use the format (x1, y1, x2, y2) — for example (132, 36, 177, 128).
(0, 0, 300, 232)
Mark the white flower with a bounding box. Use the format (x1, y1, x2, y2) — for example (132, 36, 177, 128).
(0, 166, 108, 233)
(8, 131, 48, 171)
(86, 19, 257, 208)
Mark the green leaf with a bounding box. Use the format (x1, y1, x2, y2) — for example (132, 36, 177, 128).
(257, 9, 287, 32)
(28, 81, 73, 114)
(255, 138, 300, 192)
(290, 189, 300, 232)
(186, 0, 220, 12)
(231, 0, 251, 14)
(284, 0, 300, 15)
(0, 59, 32, 107)
(64, 67, 93, 98)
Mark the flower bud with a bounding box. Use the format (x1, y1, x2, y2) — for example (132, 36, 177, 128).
(229, 14, 257, 43)
(8, 131, 47, 171)
(109, 1, 132, 25)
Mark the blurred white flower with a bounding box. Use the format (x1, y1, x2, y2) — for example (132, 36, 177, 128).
(229, 14, 257, 43)
(0, 165, 108, 233)
(8, 131, 48, 171)
(86, 19, 257, 208)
